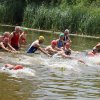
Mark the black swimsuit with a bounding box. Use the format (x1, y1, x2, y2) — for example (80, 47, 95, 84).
(65, 49, 71, 55)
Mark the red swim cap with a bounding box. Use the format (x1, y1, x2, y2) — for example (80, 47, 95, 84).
(51, 40, 57, 45)
(14, 65, 24, 70)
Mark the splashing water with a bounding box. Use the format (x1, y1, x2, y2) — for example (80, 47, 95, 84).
(0, 66, 35, 78)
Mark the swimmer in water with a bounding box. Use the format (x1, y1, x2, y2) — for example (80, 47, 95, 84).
(27, 36, 50, 56)
(4, 64, 24, 70)
(45, 40, 62, 55)
(93, 43, 100, 53)
(45, 40, 85, 63)
(88, 48, 98, 56)
(0, 37, 17, 53)
(56, 33, 64, 48)
(0, 32, 10, 42)
(63, 42, 72, 55)
(63, 29, 72, 44)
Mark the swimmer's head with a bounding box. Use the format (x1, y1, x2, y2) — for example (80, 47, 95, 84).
(93, 48, 97, 54)
(3, 37, 9, 44)
(51, 40, 57, 46)
(65, 42, 71, 48)
(96, 45, 100, 49)
(59, 33, 64, 40)
(15, 26, 22, 33)
(3, 32, 10, 37)
(14, 65, 24, 70)
(64, 29, 69, 35)
(38, 36, 45, 43)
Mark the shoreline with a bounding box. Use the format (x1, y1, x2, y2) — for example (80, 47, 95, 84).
(0, 24, 100, 39)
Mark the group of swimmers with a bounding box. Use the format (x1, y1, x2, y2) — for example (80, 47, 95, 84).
(0, 26, 26, 53)
(0, 26, 100, 69)
(27, 29, 74, 58)
(0, 26, 27, 69)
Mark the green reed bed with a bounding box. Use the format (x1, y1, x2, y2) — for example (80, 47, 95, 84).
(81, 7, 100, 35)
(23, 4, 72, 31)
(0, 0, 25, 25)
(0, 0, 99, 35)
(22, 3, 100, 35)
(0, 4, 6, 24)
(0, 3, 15, 24)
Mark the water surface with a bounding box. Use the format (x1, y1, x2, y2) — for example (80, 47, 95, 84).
(0, 26, 100, 100)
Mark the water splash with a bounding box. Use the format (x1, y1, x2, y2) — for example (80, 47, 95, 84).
(0, 67, 35, 78)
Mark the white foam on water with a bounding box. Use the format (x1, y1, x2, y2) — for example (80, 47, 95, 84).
(0, 67, 35, 78)
(85, 55, 100, 66)
(0, 52, 100, 77)
(40, 55, 83, 75)
(40, 53, 100, 76)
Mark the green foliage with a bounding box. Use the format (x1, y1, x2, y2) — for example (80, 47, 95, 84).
(22, 2, 100, 35)
(0, 0, 100, 35)
(0, 0, 26, 25)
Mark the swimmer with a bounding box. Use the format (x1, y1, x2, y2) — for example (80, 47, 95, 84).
(63, 29, 72, 44)
(88, 48, 98, 56)
(56, 33, 64, 48)
(93, 43, 100, 53)
(27, 36, 50, 56)
(63, 42, 72, 55)
(19, 29, 27, 45)
(45, 40, 62, 55)
(0, 37, 17, 53)
(9, 26, 23, 50)
(0, 32, 10, 42)
(5, 64, 24, 70)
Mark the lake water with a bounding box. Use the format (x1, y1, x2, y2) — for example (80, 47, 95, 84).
(0, 26, 100, 100)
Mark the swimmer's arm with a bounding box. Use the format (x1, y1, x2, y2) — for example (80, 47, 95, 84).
(48, 47, 58, 53)
(60, 52, 85, 63)
(34, 44, 50, 56)
(71, 49, 79, 54)
(19, 32, 25, 44)
(5, 64, 14, 70)
(8, 43, 16, 51)
(38, 46, 50, 56)
(61, 53, 73, 59)
(66, 55, 85, 64)
(55, 47, 62, 51)
(9, 32, 13, 44)
(67, 37, 72, 43)
(0, 42, 12, 52)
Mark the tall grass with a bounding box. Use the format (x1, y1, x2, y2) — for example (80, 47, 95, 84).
(23, 4, 72, 31)
(0, 0, 25, 25)
(22, 3, 100, 35)
(81, 7, 100, 35)
(0, 0, 100, 35)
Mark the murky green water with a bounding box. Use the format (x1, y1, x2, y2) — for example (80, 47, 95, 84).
(0, 26, 100, 100)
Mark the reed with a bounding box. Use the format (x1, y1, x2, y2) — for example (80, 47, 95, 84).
(0, 0, 99, 35)
(0, 0, 25, 25)
(22, 3, 100, 35)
